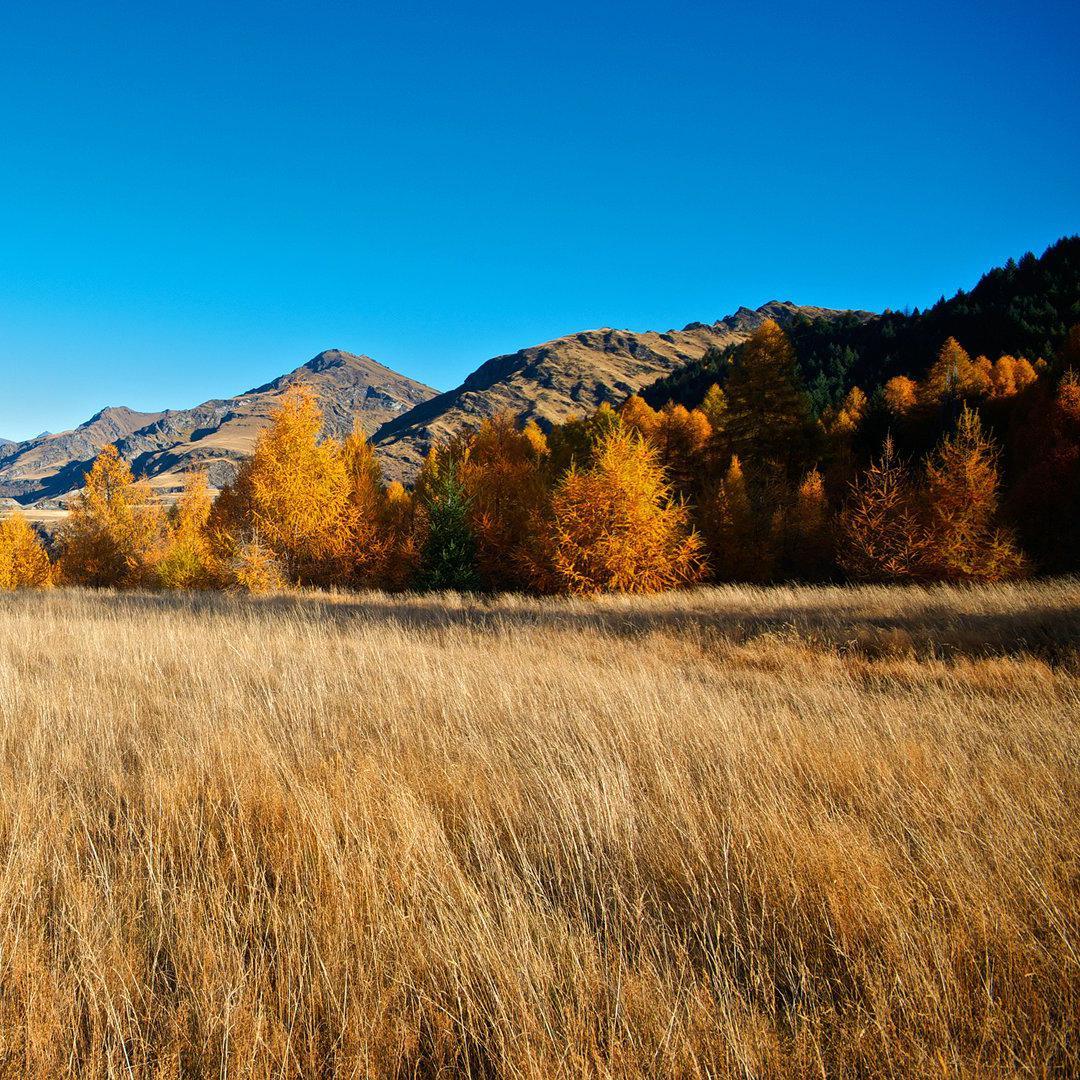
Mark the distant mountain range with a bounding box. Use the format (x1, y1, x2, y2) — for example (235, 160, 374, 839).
(0, 302, 856, 506)
(0, 353, 435, 504)
(4, 235, 1076, 510)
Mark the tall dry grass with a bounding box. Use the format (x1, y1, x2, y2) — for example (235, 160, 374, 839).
(0, 582, 1076, 1077)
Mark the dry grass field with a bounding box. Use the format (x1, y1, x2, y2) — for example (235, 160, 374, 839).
(0, 583, 1076, 1078)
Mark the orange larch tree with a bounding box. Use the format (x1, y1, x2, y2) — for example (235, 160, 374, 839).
(884, 375, 919, 416)
(542, 428, 704, 594)
(459, 413, 550, 591)
(652, 403, 712, 496)
(780, 468, 833, 580)
(698, 454, 765, 581)
(839, 437, 927, 581)
(922, 406, 1025, 581)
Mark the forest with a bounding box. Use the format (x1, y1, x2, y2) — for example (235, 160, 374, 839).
(1, 307, 1079, 595)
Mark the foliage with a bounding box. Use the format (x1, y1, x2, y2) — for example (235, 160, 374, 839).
(58, 444, 167, 587)
(922, 407, 1026, 581)
(154, 471, 218, 590)
(643, 235, 1080, 410)
(723, 319, 817, 479)
(459, 413, 549, 591)
(543, 429, 704, 594)
(839, 437, 927, 581)
(417, 451, 479, 591)
(0, 512, 52, 589)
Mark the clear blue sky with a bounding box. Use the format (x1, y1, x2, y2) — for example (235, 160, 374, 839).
(1, 0, 1077, 440)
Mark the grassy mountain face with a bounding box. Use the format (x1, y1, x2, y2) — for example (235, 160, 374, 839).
(372, 301, 864, 479)
(643, 236, 1080, 413)
(0, 352, 436, 504)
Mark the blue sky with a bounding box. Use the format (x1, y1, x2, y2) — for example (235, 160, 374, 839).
(1, 0, 1077, 441)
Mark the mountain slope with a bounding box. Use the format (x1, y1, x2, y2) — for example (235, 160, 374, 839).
(0, 351, 436, 503)
(115, 350, 436, 494)
(372, 301, 864, 479)
(0, 407, 166, 502)
(643, 235, 1080, 413)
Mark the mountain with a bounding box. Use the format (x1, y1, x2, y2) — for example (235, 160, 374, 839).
(372, 301, 865, 479)
(0, 351, 436, 504)
(643, 235, 1080, 414)
(0, 407, 167, 502)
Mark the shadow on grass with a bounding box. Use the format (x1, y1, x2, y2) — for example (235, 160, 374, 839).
(54, 584, 1080, 666)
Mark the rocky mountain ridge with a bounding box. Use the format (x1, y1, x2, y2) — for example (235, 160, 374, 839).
(1, 301, 865, 505)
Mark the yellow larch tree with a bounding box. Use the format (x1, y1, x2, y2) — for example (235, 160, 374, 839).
(542, 428, 704, 594)
(245, 387, 350, 585)
(921, 337, 990, 404)
(58, 444, 167, 587)
(155, 470, 218, 589)
(653, 403, 712, 495)
(0, 512, 52, 589)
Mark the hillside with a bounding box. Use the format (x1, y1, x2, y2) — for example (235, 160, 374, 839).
(0, 351, 436, 504)
(0, 407, 166, 502)
(372, 301, 864, 479)
(643, 235, 1080, 412)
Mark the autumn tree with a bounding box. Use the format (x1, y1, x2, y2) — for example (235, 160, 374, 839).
(724, 319, 816, 478)
(58, 445, 166, 587)
(617, 395, 660, 440)
(921, 337, 990, 404)
(883, 375, 918, 416)
(243, 387, 350, 585)
(542, 428, 704, 594)
(380, 481, 421, 590)
(839, 437, 927, 581)
(0, 512, 52, 589)
(988, 354, 1038, 398)
(822, 385, 868, 492)
(155, 470, 217, 589)
(652, 404, 712, 496)
(546, 402, 621, 477)
(340, 426, 395, 586)
(780, 468, 833, 580)
(1009, 372, 1080, 571)
(699, 455, 766, 581)
(459, 413, 550, 591)
(921, 406, 1025, 581)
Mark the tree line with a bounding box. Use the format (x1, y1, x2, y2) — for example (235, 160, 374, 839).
(1, 317, 1078, 594)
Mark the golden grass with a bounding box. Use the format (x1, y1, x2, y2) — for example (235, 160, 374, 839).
(0, 582, 1076, 1077)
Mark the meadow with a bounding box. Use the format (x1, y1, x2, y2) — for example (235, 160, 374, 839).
(0, 581, 1075, 1077)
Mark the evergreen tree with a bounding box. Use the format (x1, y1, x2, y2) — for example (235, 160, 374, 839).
(724, 319, 816, 478)
(419, 456, 479, 591)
